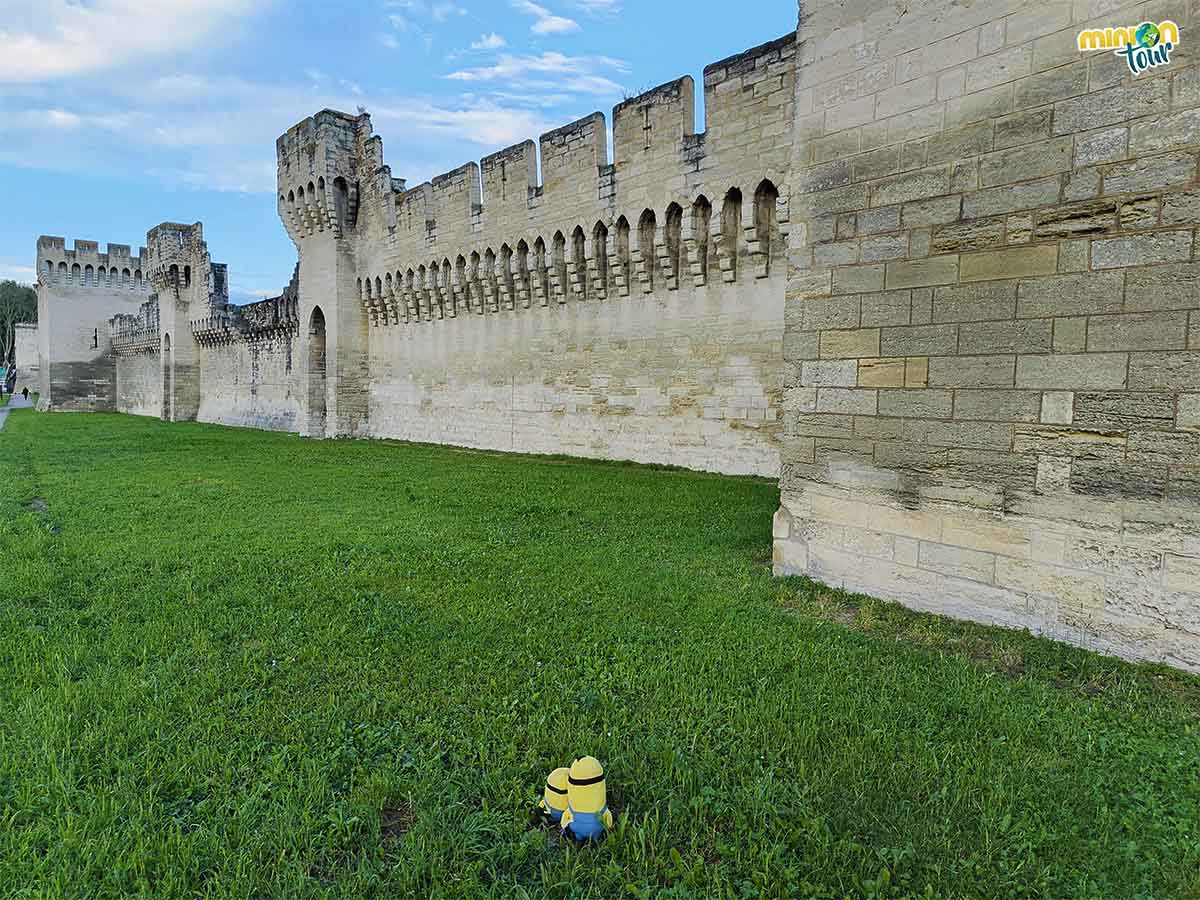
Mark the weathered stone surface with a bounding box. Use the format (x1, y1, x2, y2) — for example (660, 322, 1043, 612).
(1128, 353, 1200, 391)
(880, 324, 959, 356)
(1074, 392, 1177, 431)
(878, 388, 954, 418)
(958, 319, 1052, 354)
(860, 291, 912, 327)
(931, 219, 1005, 253)
(1088, 312, 1189, 352)
(885, 256, 960, 289)
(1015, 354, 1128, 390)
(1125, 263, 1200, 312)
(1031, 200, 1117, 239)
(1101, 153, 1198, 195)
(928, 355, 1016, 388)
(932, 282, 1018, 323)
(960, 245, 1057, 282)
(1091, 231, 1194, 270)
(953, 389, 1041, 422)
(1016, 272, 1124, 318)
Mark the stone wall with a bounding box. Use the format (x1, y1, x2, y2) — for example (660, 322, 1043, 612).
(776, 0, 1200, 669)
(196, 331, 301, 432)
(13, 323, 38, 394)
(115, 348, 162, 419)
(36, 237, 151, 411)
(276, 33, 797, 474)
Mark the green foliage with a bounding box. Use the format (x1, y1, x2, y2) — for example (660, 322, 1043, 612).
(1, 412, 1197, 898)
(0, 279, 37, 365)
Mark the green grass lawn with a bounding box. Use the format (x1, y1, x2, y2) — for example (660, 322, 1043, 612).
(1, 410, 1197, 898)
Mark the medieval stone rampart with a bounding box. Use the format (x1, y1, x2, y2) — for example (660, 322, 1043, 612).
(775, 0, 1200, 670)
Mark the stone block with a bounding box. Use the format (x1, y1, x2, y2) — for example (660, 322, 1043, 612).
(857, 358, 906, 388)
(1162, 189, 1200, 227)
(875, 75, 937, 119)
(902, 196, 963, 227)
(958, 319, 1052, 354)
(1129, 352, 1200, 391)
(1092, 231, 1194, 270)
(919, 541, 996, 583)
(1125, 263, 1200, 312)
(952, 389, 1041, 422)
(1087, 312, 1189, 352)
(1052, 317, 1088, 353)
(871, 168, 952, 207)
(1179, 395, 1200, 430)
(1014, 61, 1087, 107)
(885, 256, 960, 289)
(1129, 108, 1200, 154)
(878, 388, 953, 418)
(814, 240, 861, 268)
(801, 295, 861, 330)
(928, 355, 1016, 388)
(860, 291, 912, 327)
(925, 420, 1014, 450)
(1040, 391, 1074, 425)
(1057, 240, 1089, 273)
(905, 356, 929, 388)
(1074, 392, 1177, 431)
(932, 281, 1017, 322)
(960, 245, 1057, 282)
(1016, 271, 1125, 319)
(833, 265, 886, 294)
(1031, 200, 1117, 239)
(858, 206, 901, 234)
(926, 122, 994, 165)
(1074, 127, 1129, 167)
(816, 388, 879, 415)
(860, 235, 910, 262)
(821, 328, 881, 359)
(962, 176, 1061, 218)
(880, 324, 959, 356)
(1066, 538, 1163, 580)
(1102, 153, 1198, 195)
(979, 137, 1073, 187)
(994, 558, 1105, 610)
(994, 108, 1053, 150)
(1127, 430, 1200, 466)
(1015, 354, 1128, 390)
(1071, 460, 1169, 501)
(1164, 554, 1200, 593)
(1053, 78, 1170, 135)
(946, 84, 1013, 130)
(1013, 425, 1125, 460)
(1120, 197, 1160, 230)
(801, 359, 859, 388)
(931, 218, 1005, 253)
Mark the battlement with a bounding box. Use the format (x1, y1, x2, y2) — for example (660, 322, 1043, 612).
(274, 30, 796, 256)
(110, 297, 162, 356)
(37, 234, 150, 290)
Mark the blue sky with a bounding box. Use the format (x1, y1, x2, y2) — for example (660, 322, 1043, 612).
(0, 0, 795, 303)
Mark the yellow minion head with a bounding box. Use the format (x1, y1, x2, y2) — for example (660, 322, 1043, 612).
(567, 756, 607, 814)
(542, 766, 570, 815)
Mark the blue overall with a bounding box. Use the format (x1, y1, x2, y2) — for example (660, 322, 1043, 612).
(565, 805, 608, 840)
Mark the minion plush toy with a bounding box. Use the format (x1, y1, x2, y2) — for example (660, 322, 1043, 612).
(538, 766, 570, 825)
(560, 756, 613, 842)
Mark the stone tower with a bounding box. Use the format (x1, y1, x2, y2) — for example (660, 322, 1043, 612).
(276, 109, 373, 438)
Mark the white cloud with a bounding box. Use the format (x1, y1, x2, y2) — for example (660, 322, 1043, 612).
(446, 52, 626, 94)
(574, 0, 621, 13)
(511, 0, 580, 35)
(471, 33, 508, 50)
(0, 0, 268, 83)
(0, 264, 37, 283)
(379, 32, 400, 49)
